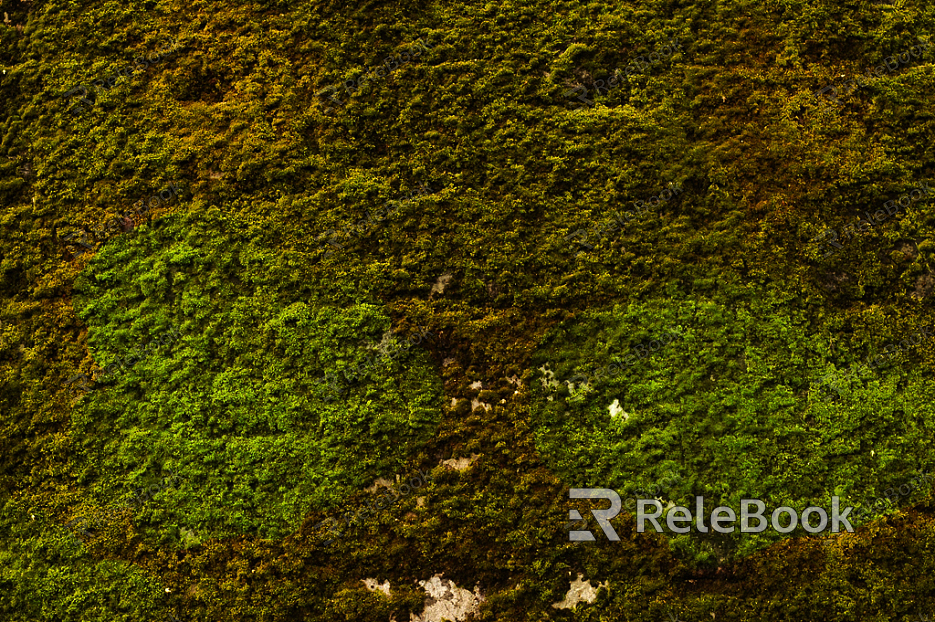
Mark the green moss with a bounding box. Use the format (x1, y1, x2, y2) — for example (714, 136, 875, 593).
(68, 210, 443, 543)
(530, 280, 935, 563)
(4, 0, 935, 618)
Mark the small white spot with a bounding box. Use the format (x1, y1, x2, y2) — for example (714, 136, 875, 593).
(608, 399, 627, 420)
(430, 273, 453, 296)
(412, 575, 484, 622)
(441, 454, 481, 471)
(470, 381, 483, 390)
(362, 578, 391, 596)
(538, 365, 560, 390)
(551, 573, 608, 610)
(165, 588, 171, 593)
(471, 398, 491, 412)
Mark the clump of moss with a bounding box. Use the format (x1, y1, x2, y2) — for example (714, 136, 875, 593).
(69, 210, 444, 544)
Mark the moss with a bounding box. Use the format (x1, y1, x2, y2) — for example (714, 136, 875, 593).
(530, 280, 935, 564)
(68, 210, 443, 543)
(3, 0, 935, 619)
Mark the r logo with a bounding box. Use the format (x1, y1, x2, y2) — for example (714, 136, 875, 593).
(563, 85, 593, 109)
(316, 85, 346, 115)
(65, 373, 92, 396)
(814, 84, 841, 108)
(64, 85, 93, 116)
(567, 488, 621, 541)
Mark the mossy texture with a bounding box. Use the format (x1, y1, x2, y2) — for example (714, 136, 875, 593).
(3, 0, 935, 619)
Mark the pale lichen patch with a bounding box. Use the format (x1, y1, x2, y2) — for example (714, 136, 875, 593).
(551, 573, 608, 610)
(362, 578, 391, 596)
(441, 454, 481, 471)
(411, 575, 485, 622)
(608, 399, 627, 420)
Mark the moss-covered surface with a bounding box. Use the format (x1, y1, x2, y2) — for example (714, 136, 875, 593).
(68, 210, 442, 545)
(530, 281, 935, 563)
(4, 0, 935, 619)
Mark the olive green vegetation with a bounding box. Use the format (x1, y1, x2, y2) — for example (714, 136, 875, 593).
(2, 0, 935, 618)
(530, 281, 935, 563)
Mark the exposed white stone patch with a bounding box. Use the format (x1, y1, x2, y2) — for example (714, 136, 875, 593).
(416, 497, 426, 508)
(410, 575, 485, 622)
(442, 454, 481, 471)
(451, 398, 459, 407)
(469, 381, 483, 389)
(538, 365, 560, 390)
(430, 273, 453, 296)
(608, 399, 627, 420)
(506, 375, 522, 386)
(362, 578, 392, 596)
(471, 398, 491, 412)
(366, 477, 396, 493)
(551, 573, 609, 610)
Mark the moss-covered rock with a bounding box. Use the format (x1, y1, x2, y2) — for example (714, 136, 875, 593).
(69, 210, 443, 543)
